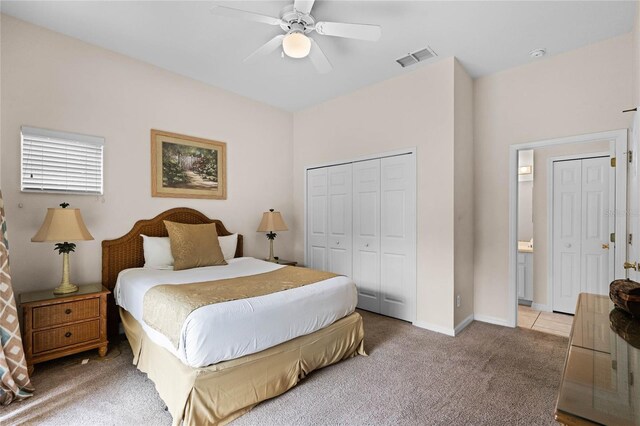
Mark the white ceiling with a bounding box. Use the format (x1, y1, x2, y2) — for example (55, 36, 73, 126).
(1, 1, 636, 111)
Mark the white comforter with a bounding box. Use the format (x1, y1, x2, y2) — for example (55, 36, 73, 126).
(115, 257, 357, 368)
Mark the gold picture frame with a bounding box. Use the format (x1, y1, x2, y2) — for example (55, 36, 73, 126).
(151, 129, 227, 199)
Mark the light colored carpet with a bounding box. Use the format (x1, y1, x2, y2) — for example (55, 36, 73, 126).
(1, 310, 567, 425)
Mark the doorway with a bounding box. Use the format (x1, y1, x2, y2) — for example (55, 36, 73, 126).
(509, 129, 628, 330)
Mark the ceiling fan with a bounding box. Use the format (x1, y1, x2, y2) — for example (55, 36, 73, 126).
(210, 0, 382, 73)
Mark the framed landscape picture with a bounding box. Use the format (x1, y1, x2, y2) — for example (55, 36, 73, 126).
(151, 129, 227, 199)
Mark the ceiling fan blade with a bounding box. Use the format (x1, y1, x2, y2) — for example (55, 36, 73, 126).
(244, 35, 285, 64)
(314, 21, 381, 41)
(308, 39, 332, 74)
(210, 5, 282, 26)
(294, 0, 315, 15)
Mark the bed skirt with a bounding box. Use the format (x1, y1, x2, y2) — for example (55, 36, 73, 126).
(120, 308, 366, 426)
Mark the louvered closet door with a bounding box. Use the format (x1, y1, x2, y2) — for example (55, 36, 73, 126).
(327, 164, 353, 276)
(353, 159, 381, 312)
(380, 155, 416, 322)
(307, 168, 328, 270)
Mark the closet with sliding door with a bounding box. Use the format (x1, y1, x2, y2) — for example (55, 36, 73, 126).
(306, 152, 416, 322)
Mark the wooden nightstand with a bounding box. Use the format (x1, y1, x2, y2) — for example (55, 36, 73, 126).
(272, 258, 298, 266)
(20, 283, 109, 373)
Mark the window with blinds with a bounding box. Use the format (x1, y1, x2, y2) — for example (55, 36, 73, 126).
(21, 126, 104, 195)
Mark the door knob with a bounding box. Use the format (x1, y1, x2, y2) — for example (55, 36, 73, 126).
(602, 244, 609, 250)
(624, 261, 638, 271)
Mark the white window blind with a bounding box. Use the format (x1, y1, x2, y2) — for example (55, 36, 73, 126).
(21, 126, 104, 195)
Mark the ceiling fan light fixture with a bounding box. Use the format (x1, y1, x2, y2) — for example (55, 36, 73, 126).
(282, 32, 311, 58)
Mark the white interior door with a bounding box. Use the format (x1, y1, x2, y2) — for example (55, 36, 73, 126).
(553, 156, 612, 314)
(628, 112, 640, 282)
(353, 159, 381, 312)
(553, 160, 583, 314)
(327, 164, 353, 276)
(306, 168, 328, 270)
(380, 154, 416, 322)
(580, 157, 610, 295)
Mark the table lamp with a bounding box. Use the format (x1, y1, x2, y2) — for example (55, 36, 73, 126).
(257, 209, 288, 262)
(32, 203, 94, 294)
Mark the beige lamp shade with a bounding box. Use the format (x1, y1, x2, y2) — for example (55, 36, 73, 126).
(257, 209, 288, 232)
(31, 208, 94, 242)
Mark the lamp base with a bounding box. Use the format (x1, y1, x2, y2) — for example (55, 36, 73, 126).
(266, 237, 278, 263)
(53, 282, 78, 295)
(54, 252, 78, 294)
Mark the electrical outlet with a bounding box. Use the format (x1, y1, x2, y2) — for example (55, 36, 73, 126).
(456, 294, 461, 308)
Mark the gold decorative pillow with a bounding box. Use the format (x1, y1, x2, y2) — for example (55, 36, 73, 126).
(164, 221, 227, 270)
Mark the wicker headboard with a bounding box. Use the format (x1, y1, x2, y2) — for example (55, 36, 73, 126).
(101, 207, 243, 336)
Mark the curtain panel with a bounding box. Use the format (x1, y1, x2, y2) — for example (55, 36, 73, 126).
(0, 191, 33, 404)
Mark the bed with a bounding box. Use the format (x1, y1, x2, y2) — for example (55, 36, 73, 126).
(101, 207, 365, 425)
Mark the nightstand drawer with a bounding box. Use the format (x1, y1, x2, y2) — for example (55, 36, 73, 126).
(32, 298, 100, 329)
(33, 319, 100, 354)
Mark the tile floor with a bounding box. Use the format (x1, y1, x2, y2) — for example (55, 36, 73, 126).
(517, 305, 573, 337)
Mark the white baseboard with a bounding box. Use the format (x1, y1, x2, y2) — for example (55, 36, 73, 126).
(473, 314, 512, 328)
(413, 320, 455, 337)
(531, 303, 552, 312)
(454, 314, 474, 335)
(414, 313, 513, 336)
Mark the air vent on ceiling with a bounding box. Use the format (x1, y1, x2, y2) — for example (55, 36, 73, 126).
(396, 46, 437, 68)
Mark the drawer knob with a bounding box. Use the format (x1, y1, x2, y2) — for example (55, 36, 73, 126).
(65, 309, 72, 315)
(65, 332, 72, 338)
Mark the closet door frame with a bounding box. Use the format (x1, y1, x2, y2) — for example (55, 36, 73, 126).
(304, 148, 417, 321)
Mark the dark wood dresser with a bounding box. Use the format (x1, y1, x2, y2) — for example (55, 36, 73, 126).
(556, 293, 640, 425)
(20, 283, 110, 373)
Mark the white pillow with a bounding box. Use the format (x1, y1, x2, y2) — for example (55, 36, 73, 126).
(218, 233, 238, 261)
(141, 235, 174, 270)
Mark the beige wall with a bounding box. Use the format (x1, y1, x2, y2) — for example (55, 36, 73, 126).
(293, 58, 462, 331)
(1, 15, 294, 294)
(3, 11, 637, 333)
(531, 140, 610, 309)
(474, 33, 634, 324)
(453, 60, 475, 327)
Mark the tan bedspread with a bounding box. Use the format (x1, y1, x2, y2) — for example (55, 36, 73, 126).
(143, 266, 337, 347)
